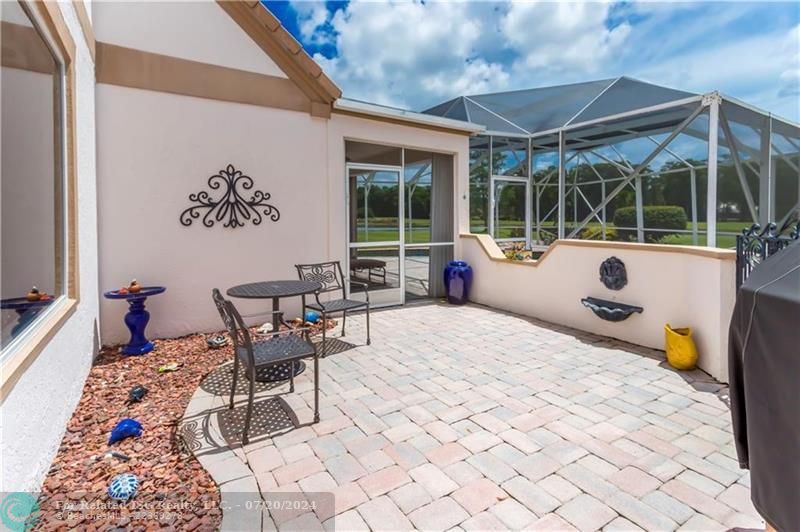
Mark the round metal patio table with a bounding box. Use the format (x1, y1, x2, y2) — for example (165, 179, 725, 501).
(227, 280, 321, 382)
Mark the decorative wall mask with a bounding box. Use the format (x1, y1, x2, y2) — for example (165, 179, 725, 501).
(599, 256, 627, 290)
(180, 164, 280, 228)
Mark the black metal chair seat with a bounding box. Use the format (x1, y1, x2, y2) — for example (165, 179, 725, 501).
(296, 261, 371, 350)
(237, 335, 315, 367)
(212, 288, 320, 444)
(307, 298, 367, 313)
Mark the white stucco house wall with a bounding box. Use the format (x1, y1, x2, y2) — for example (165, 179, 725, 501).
(1, 0, 99, 492)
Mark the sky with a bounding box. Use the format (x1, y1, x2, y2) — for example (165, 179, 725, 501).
(263, 1, 800, 122)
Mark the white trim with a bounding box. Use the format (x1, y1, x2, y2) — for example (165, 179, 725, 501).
(563, 77, 620, 127)
(559, 95, 705, 134)
(335, 98, 485, 134)
(0, 296, 70, 361)
(404, 242, 455, 249)
(721, 93, 800, 130)
(463, 97, 531, 135)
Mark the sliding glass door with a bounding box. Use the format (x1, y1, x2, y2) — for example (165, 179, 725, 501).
(346, 144, 455, 307)
(347, 164, 403, 306)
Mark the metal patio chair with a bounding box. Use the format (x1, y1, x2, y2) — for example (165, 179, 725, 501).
(295, 261, 371, 354)
(211, 289, 319, 444)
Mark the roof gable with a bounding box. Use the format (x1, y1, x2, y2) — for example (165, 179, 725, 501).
(217, 1, 341, 115)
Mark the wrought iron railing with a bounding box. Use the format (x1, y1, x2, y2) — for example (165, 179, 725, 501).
(735, 221, 800, 288)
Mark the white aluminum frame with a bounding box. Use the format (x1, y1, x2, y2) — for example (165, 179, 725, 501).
(465, 88, 800, 251)
(345, 149, 457, 308)
(346, 162, 405, 308)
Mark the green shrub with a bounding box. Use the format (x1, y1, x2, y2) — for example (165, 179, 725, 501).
(613, 206, 687, 242)
(579, 226, 618, 241)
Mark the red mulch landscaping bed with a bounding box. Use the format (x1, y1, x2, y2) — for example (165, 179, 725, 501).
(34, 321, 331, 531)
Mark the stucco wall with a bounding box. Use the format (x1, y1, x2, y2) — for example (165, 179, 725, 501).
(92, 1, 286, 78)
(461, 235, 736, 382)
(1, 2, 99, 492)
(95, 87, 471, 342)
(96, 85, 331, 341)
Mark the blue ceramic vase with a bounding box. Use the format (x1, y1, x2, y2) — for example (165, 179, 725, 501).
(444, 261, 473, 305)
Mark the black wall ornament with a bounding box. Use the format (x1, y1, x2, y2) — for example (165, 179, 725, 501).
(599, 256, 627, 290)
(180, 164, 280, 228)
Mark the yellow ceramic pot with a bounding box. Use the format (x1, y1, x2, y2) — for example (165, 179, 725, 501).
(664, 324, 698, 370)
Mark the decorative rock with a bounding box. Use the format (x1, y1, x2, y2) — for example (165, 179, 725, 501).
(128, 384, 148, 403)
(33, 319, 337, 529)
(206, 335, 228, 349)
(256, 322, 274, 335)
(108, 473, 139, 501)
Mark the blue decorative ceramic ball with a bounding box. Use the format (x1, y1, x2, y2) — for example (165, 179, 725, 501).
(108, 473, 139, 501)
(304, 311, 321, 323)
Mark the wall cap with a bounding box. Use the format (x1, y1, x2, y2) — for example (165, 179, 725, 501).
(460, 233, 736, 266)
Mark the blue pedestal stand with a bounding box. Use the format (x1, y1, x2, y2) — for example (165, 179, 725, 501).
(104, 286, 166, 355)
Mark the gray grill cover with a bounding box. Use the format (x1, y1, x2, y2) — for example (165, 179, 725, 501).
(728, 241, 800, 530)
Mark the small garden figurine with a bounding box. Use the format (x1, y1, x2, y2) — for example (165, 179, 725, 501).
(108, 418, 143, 445)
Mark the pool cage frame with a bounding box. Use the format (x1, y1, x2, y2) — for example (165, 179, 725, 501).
(462, 90, 800, 249)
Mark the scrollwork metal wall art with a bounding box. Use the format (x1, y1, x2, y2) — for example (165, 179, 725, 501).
(180, 164, 280, 228)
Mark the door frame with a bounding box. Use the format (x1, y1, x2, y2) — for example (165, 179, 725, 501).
(345, 162, 406, 307)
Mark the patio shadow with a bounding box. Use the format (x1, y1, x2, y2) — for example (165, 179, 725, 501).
(217, 396, 296, 445)
(313, 337, 356, 357)
(199, 361, 285, 396)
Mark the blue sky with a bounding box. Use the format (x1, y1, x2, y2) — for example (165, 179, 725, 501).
(264, 1, 800, 122)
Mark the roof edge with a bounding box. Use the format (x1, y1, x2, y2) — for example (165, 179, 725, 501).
(217, 1, 342, 108)
(334, 98, 485, 134)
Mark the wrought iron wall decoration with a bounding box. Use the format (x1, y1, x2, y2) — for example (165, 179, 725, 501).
(599, 256, 627, 290)
(736, 222, 800, 288)
(180, 164, 280, 228)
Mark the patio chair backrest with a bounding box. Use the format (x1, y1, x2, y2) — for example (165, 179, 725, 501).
(295, 261, 345, 297)
(211, 288, 255, 368)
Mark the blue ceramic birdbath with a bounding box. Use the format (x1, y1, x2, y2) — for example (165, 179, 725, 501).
(0, 297, 56, 338)
(104, 286, 166, 355)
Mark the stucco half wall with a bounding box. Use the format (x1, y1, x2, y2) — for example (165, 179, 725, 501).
(460, 234, 736, 382)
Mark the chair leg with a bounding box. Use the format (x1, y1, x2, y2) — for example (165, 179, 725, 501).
(229, 356, 239, 409)
(341, 311, 347, 337)
(289, 363, 295, 393)
(366, 304, 371, 346)
(321, 311, 327, 358)
(242, 371, 255, 445)
(313, 354, 320, 423)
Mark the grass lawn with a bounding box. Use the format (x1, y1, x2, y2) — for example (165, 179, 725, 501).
(359, 217, 750, 248)
(469, 218, 751, 249)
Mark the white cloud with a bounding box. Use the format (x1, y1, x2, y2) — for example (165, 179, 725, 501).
(501, 1, 630, 74)
(777, 25, 800, 98)
(313, 0, 638, 109)
(631, 23, 800, 120)
(291, 1, 334, 46)
(314, 1, 507, 108)
(296, 1, 799, 121)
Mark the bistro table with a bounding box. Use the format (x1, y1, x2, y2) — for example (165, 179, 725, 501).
(227, 280, 321, 382)
(104, 286, 166, 355)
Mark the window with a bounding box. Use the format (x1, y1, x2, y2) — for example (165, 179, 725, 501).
(1, 1, 73, 355)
